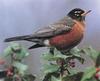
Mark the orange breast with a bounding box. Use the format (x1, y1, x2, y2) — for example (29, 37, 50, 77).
(50, 22, 85, 50)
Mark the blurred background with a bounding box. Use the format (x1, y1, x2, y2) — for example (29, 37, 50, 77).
(0, 0, 100, 80)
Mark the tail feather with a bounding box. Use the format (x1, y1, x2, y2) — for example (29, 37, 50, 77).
(28, 44, 44, 49)
(4, 35, 33, 42)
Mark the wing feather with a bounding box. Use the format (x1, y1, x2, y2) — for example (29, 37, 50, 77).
(33, 16, 75, 38)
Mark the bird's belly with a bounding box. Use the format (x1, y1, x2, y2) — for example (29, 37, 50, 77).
(49, 25, 84, 50)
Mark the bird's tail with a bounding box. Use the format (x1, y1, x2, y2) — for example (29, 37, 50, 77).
(4, 35, 33, 42)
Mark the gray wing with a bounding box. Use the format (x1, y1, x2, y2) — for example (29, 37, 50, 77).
(33, 16, 75, 38)
(4, 16, 75, 42)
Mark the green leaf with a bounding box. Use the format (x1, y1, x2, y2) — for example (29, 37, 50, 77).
(95, 53, 100, 67)
(13, 61, 28, 75)
(70, 47, 80, 54)
(74, 55, 84, 64)
(42, 53, 54, 61)
(4, 77, 13, 81)
(43, 72, 60, 81)
(81, 66, 96, 81)
(51, 76, 61, 81)
(6, 42, 29, 58)
(69, 47, 84, 64)
(67, 68, 81, 76)
(84, 77, 97, 81)
(81, 47, 99, 61)
(62, 72, 83, 81)
(22, 74, 36, 81)
(42, 53, 71, 61)
(53, 49, 72, 60)
(43, 64, 59, 74)
(3, 46, 13, 57)
(54, 54, 71, 59)
(81, 46, 100, 66)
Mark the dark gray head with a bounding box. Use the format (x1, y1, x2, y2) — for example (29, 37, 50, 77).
(68, 8, 91, 21)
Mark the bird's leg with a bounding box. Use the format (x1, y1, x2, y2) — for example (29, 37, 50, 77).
(49, 47, 55, 55)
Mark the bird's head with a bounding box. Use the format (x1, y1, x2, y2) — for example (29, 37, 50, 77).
(67, 8, 91, 21)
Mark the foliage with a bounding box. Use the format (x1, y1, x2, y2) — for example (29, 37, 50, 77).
(0, 42, 100, 81)
(0, 42, 35, 81)
(41, 47, 100, 81)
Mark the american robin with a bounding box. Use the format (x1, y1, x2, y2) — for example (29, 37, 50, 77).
(4, 8, 91, 54)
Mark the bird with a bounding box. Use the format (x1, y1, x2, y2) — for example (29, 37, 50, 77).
(4, 8, 91, 54)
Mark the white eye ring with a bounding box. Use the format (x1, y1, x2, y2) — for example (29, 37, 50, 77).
(75, 11, 78, 13)
(76, 14, 79, 16)
(75, 14, 79, 16)
(75, 14, 77, 15)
